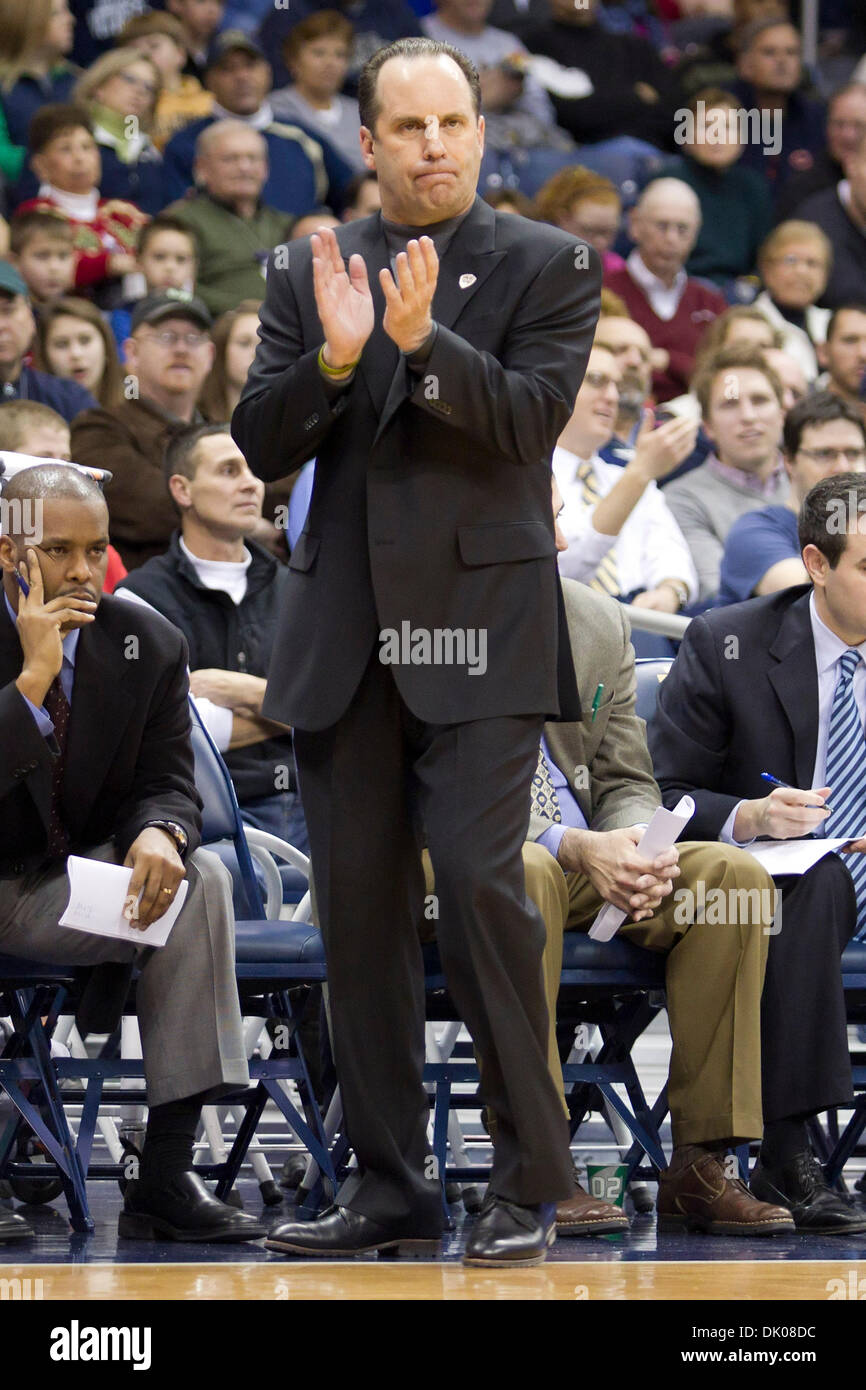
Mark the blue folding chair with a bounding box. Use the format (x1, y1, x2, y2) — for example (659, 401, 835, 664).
(0, 700, 334, 1231)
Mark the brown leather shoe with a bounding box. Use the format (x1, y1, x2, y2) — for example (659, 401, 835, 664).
(657, 1146, 795, 1236)
(556, 1181, 630, 1235)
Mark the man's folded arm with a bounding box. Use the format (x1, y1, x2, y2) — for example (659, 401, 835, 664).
(406, 243, 603, 466)
(649, 613, 742, 838)
(113, 636, 203, 861)
(0, 682, 57, 799)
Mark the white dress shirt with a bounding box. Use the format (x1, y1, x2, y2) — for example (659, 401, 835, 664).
(626, 250, 688, 322)
(552, 445, 698, 599)
(720, 590, 866, 844)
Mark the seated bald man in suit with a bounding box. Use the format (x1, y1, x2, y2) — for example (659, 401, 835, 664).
(427, 479, 796, 1238)
(0, 464, 263, 1246)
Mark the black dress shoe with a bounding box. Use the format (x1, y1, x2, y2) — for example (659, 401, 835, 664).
(265, 1204, 442, 1258)
(118, 1172, 267, 1243)
(751, 1151, 866, 1234)
(464, 1196, 556, 1267)
(0, 1209, 34, 1242)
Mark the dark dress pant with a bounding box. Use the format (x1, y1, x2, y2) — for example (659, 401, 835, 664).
(293, 649, 574, 1227)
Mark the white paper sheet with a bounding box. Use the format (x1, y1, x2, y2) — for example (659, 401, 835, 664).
(59, 855, 188, 948)
(744, 837, 856, 876)
(588, 795, 696, 941)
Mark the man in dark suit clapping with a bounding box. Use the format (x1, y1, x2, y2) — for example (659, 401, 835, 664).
(233, 36, 601, 1265)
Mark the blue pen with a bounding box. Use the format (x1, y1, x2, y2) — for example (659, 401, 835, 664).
(13, 568, 29, 597)
(761, 771, 831, 812)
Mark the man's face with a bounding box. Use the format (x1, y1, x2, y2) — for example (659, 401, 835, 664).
(820, 310, 866, 397)
(170, 435, 264, 538)
(291, 35, 351, 98)
(786, 419, 866, 502)
(557, 196, 620, 254)
(1, 498, 109, 629)
(628, 195, 699, 280)
(703, 366, 783, 471)
(813, 525, 866, 645)
(827, 88, 866, 164)
(125, 315, 214, 400)
(168, 0, 224, 41)
(843, 142, 866, 212)
(195, 129, 268, 205)
(764, 348, 808, 412)
(761, 239, 829, 309)
(0, 295, 36, 372)
(359, 55, 484, 226)
(593, 315, 652, 397)
(567, 346, 620, 451)
(31, 126, 101, 196)
(739, 23, 802, 94)
(138, 230, 197, 291)
(16, 235, 75, 302)
(206, 53, 271, 113)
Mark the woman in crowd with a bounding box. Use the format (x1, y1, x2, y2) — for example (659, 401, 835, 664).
(34, 295, 125, 408)
(0, 0, 77, 192)
(534, 166, 625, 273)
(74, 47, 165, 214)
(752, 220, 833, 379)
(198, 299, 263, 423)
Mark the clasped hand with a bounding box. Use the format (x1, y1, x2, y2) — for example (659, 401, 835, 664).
(558, 825, 680, 922)
(311, 227, 439, 365)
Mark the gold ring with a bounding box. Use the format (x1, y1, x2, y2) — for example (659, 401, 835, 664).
(161, 887, 173, 896)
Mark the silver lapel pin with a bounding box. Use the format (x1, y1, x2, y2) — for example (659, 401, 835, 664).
(459, 273, 477, 289)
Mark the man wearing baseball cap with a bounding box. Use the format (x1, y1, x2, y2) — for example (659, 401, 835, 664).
(162, 30, 355, 216)
(0, 262, 97, 424)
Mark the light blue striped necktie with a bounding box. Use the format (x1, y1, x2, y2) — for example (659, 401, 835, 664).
(824, 649, 866, 940)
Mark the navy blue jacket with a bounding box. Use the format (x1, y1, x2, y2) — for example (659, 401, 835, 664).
(1, 366, 96, 424)
(162, 115, 354, 217)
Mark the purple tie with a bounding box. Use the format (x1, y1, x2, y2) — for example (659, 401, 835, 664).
(43, 675, 70, 857)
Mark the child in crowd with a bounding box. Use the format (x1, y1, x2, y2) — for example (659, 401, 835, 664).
(8, 208, 75, 309)
(118, 11, 213, 151)
(34, 295, 125, 407)
(17, 103, 147, 298)
(109, 214, 199, 349)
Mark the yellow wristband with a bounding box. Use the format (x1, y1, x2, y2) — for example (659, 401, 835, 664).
(318, 344, 359, 377)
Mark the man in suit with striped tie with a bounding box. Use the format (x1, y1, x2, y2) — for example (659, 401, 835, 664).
(650, 469, 866, 1233)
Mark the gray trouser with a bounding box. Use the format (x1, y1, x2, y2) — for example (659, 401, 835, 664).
(0, 842, 249, 1107)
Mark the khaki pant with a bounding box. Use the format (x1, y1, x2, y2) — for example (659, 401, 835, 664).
(424, 841, 772, 1148)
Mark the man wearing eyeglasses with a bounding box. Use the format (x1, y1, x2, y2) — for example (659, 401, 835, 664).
(718, 393, 866, 606)
(72, 291, 294, 569)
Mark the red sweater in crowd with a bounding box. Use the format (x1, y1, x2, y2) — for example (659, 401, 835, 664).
(603, 264, 727, 402)
(16, 194, 144, 291)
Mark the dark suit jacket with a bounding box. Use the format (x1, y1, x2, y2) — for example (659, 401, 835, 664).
(232, 196, 602, 731)
(648, 584, 817, 839)
(0, 595, 202, 878)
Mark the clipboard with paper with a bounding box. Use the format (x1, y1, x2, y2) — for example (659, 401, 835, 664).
(588, 795, 696, 941)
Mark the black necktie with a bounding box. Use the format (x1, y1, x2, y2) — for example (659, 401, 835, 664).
(43, 674, 70, 858)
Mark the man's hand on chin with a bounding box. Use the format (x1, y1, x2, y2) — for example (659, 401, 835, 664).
(123, 827, 185, 930)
